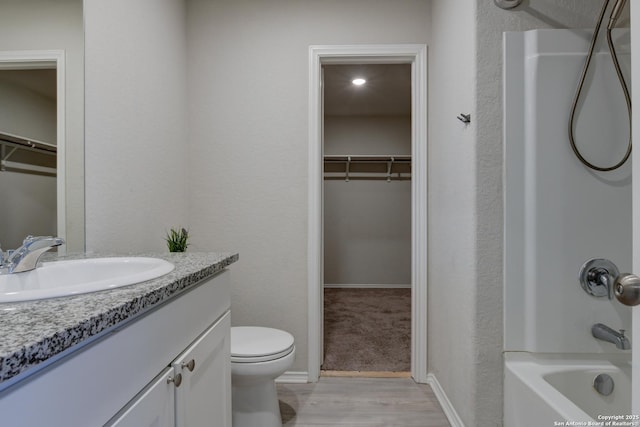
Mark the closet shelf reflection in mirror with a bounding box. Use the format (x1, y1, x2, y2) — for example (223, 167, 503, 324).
(0, 131, 57, 176)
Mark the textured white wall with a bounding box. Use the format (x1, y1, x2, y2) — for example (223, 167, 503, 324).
(324, 116, 411, 285)
(428, 1, 478, 425)
(84, 0, 188, 252)
(0, 0, 84, 251)
(186, 0, 431, 373)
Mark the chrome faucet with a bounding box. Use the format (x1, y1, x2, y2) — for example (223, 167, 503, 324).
(1, 236, 64, 274)
(592, 323, 631, 350)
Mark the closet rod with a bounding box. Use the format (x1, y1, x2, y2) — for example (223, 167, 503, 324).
(324, 154, 412, 182)
(324, 154, 411, 162)
(0, 131, 57, 155)
(324, 176, 410, 181)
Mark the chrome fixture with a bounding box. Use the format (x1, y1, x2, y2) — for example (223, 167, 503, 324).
(614, 273, 640, 306)
(593, 373, 615, 396)
(579, 258, 619, 299)
(494, 0, 523, 9)
(591, 323, 631, 350)
(568, 0, 631, 171)
(1, 236, 64, 274)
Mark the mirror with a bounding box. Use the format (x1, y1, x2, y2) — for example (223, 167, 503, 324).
(0, 0, 84, 252)
(0, 66, 58, 249)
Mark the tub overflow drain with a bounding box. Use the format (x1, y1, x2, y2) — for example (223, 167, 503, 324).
(593, 373, 614, 396)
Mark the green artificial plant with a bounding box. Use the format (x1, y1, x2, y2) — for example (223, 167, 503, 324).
(165, 227, 189, 252)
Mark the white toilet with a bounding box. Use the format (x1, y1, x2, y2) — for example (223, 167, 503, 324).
(230, 326, 295, 427)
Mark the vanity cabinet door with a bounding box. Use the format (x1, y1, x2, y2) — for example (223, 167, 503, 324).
(106, 367, 175, 427)
(173, 311, 231, 427)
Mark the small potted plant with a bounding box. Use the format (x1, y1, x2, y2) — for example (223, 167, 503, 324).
(165, 227, 189, 252)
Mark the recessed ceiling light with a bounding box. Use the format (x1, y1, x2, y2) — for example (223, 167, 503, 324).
(352, 78, 366, 86)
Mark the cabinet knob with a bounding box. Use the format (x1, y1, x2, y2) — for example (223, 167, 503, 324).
(182, 359, 196, 372)
(167, 373, 182, 388)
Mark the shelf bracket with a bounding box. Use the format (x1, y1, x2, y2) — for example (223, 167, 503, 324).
(345, 156, 350, 182)
(387, 157, 394, 182)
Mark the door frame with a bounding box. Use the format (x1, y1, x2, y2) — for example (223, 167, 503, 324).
(630, 1, 639, 415)
(308, 44, 428, 383)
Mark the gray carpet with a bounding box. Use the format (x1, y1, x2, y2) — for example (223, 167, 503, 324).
(322, 288, 411, 372)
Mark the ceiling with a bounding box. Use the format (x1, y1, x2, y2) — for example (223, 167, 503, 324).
(0, 69, 57, 100)
(323, 63, 411, 116)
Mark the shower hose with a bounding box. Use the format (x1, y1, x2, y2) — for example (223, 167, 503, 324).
(568, 0, 631, 172)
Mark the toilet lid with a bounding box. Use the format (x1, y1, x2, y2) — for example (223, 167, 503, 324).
(231, 327, 295, 363)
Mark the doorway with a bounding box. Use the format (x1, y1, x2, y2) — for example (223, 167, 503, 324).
(322, 63, 412, 373)
(308, 44, 428, 382)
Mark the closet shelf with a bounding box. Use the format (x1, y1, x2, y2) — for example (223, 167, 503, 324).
(324, 154, 411, 181)
(0, 131, 57, 177)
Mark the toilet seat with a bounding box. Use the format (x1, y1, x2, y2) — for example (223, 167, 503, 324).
(231, 326, 295, 363)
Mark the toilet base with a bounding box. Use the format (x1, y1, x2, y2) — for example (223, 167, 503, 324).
(232, 380, 282, 427)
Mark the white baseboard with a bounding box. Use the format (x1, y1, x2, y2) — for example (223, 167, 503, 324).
(276, 371, 309, 384)
(426, 373, 465, 427)
(324, 283, 411, 289)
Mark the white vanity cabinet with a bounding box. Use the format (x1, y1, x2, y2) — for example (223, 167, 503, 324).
(173, 312, 231, 427)
(106, 367, 176, 427)
(0, 269, 232, 427)
(108, 312, 231, 427)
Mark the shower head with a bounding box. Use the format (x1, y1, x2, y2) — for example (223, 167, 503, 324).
(608, 0, 627, 30)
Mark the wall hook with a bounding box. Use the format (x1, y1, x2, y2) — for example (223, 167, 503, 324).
(457, 113, 471, 124)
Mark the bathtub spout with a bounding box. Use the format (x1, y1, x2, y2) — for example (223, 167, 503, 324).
(591, 323, 631, 350)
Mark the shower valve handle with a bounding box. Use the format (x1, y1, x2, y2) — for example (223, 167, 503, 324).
(614, 273, 640, 306)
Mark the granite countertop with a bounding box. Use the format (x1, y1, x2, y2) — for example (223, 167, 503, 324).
(0, 252, 238, 388)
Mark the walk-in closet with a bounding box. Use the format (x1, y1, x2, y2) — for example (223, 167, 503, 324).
(322, 63, 412, 373)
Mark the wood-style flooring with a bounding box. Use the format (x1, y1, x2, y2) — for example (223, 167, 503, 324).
(277, 377, 451, 426)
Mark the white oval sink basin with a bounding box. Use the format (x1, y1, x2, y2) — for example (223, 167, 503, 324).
(0, 257, 175, 303)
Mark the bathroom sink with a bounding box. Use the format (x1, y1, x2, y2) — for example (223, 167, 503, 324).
(0, 257, 175, 303)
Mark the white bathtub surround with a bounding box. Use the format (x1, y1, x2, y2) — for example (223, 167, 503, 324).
(503, 28, 632, 426)
(505, 353, 631, 425)
(504, 29, 632, 354)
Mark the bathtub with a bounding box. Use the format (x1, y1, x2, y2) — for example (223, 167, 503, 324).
(504, 353, 632, 426)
